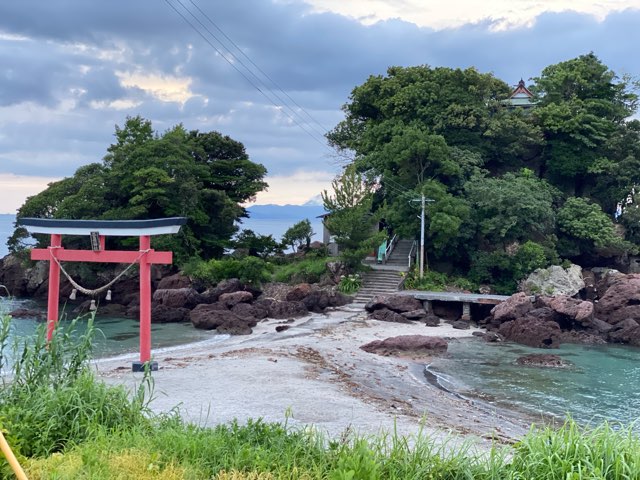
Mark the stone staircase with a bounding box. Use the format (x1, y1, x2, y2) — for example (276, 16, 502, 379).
(353, 269, 405, 303)
(352, 239, 414, 303)
(384, 239, 414, 268)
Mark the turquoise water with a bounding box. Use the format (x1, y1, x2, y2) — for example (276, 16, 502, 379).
(428, 338, 640, 426)
(0, 297, 221, 361)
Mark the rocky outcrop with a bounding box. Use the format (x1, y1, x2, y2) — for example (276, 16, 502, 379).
(0, 255, 30, 296)
(488, 293, 603, 348)
(401, 309, 428, 321)
(520, 264, 585, 297)
(595, 274, 640, 326)
(156, 272, 192, 290)
(200, 279, 244, 304)
(535, 296, 594, 327)
(515, 354, 572, 368)
(152, 304, 191, 323)
(360, 335, 448, 359)
(254, 298, 309, 319)
(219, 291, 254, 308)
(497, 309, 563, 348)
(370, 308, 411, 323)
(607, 319, 640, 346)
(153, 288, 202, 309)
(365, 294, 423, 314)
(487, 292, 533, 328)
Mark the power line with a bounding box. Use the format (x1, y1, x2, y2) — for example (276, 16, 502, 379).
(163, 0, 333, 153)
(186, 0, 330, 136)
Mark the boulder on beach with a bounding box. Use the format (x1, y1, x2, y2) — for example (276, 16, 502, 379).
(365, 294, 423, 314)
(219, 291, 254, 308)
(489, 292, 533, 325)
(254, 298, 308, 319)
(497, 308, 563, 348)
(156, 272, 192, 290)
(596, 274, 640, 326)
(370, 308, 411, 323)
(360, 335, 448, 359)
(153, 288, 202, 309)
(520, 264, 585, 297)
(152, 304, 190, 323)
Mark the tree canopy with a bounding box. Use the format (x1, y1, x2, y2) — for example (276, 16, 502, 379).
(10, 116, 267, 262)
(328, 53, 640, 291)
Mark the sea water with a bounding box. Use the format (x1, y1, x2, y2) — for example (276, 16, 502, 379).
(0, 297, 221, 361)
(428, 338, 640, 426)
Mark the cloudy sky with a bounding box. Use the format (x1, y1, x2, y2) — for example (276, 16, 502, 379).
(1, 0, 639, 214)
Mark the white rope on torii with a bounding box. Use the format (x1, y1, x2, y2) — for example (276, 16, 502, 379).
(48, 247, 150, 297)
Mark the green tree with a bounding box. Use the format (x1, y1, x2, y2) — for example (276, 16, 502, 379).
(234, 229, 281, 259)
(531, 53, 639, 198)
(464, 169, 560, 249)
(281, 219, 314, 253)
(322, 166, 382, 269)
(9, 116, 267, 262)
(557, 197, 636, 258)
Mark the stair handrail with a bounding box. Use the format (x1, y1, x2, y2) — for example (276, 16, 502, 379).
(408, 240, 417, 269)
(383, 234, 398, 264)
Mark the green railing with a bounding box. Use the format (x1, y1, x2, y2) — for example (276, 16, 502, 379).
(377, 239, 387, 263)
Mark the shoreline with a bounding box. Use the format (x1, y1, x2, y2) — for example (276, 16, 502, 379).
(96, 304, 533, 445)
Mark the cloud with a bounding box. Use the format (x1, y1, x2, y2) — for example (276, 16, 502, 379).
(252, 170, 335, 205)
(0, 173, 62, 214)
(0, 1, 638, 208)
(301, 0, 640, 30)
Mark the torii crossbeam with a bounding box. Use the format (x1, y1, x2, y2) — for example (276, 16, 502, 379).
(18, 217, 187, 372)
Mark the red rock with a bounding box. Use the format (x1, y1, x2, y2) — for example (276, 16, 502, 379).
(536, 295, 594, 325)
(365, 294, 423, 314)
(360, 335, 448, 359)
(498, 308, 562, 348)
(153, 288, 202, 309)
(156, 273, 192, 290)
(370, 308, 411, 323)
(490, 292, 533, 324)
(596, 274, 640, 325)
(219, 291, 254, 308)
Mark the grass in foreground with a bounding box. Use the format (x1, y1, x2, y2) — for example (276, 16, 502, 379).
(2, 312, 640, 479)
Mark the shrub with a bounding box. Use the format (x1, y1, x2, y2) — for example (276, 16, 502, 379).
(337, 274, 361, 294)
(184, 257, 273, 287)
(272, 258, 329, 284)
(470, 241, 553, 294)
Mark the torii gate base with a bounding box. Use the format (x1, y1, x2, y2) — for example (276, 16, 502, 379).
(19, 217, 187, 372)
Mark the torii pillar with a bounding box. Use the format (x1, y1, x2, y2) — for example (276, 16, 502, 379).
(18, 217, 187, 372)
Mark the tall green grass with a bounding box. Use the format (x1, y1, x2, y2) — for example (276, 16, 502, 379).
(0, 314, 151, 462)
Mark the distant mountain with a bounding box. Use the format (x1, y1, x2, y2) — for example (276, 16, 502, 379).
(246, 204, 326, 221)
(303, 195, 324, 207)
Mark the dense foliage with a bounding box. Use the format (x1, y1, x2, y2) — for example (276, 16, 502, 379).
(328, 53, 640, 291)
(9, 116, 267, 262)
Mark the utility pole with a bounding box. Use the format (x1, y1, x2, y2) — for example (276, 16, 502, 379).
(411, 194, 434, 279)
(420, 194, 425, 279)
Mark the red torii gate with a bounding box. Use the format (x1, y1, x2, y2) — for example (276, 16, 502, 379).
(18, 217, 187, 372)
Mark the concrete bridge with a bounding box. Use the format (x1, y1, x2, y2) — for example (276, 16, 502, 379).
(402, 290, 514, 321)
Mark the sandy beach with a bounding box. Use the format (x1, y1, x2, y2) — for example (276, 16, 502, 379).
(96, 303, 531, 446)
